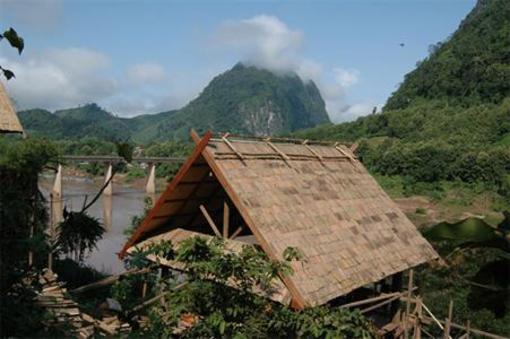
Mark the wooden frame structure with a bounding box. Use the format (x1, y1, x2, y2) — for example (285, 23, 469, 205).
(120, 130, 438, 309)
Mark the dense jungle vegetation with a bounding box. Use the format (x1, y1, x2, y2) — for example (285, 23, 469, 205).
(295, 0, 510, 213)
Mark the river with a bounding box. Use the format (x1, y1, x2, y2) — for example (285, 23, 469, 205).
(39, 175, 158, 274)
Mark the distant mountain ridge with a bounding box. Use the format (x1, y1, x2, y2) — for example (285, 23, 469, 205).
(295, 0, 510, 144)
(18, 63, 330, 143)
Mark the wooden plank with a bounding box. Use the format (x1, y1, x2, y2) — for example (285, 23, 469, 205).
(223, 202, 230, 238)
(119, 131, 212, 258)
(199, 205, 222, 237)
(81, 313, 116, 336)
(191, 130, 307, 310)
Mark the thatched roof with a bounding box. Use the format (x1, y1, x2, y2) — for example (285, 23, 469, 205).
(0, 82, 23, 134)
(121, 131, 438, 309)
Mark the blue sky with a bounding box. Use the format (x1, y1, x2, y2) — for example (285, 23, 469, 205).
(0, 0, 476, 122)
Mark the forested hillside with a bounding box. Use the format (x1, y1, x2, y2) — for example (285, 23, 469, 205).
(295, 0, 510, 194)
(18, 64, 329, 143)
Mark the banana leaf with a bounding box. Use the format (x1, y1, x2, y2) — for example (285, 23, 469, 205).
(424, 216, 509, 252)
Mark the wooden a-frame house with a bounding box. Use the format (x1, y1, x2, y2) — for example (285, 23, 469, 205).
(120, 130, 437, 309)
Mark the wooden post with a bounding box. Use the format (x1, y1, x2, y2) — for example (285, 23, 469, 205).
(466, 320, 470, 339)
(28, 224, 34, 267)
(404, 269, 414, 339)
(146, 163, 156, 195)
(223, 202, 230, 238)
(414, 297, 423, 339)
(104, 163, 113, 196)
(443, 300, 453, 339)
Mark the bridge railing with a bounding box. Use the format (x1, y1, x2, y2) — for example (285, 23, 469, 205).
(61, 155, 186, 163)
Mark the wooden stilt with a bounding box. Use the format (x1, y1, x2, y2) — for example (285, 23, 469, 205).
(404, 269, 414, 339)
(222, 202, 230, 238)
(414, 297, 423, 339)
(28, 224, 34, 267)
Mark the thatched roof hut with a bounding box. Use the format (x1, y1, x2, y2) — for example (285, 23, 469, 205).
(121, 130, 437, 309)
(0, 82, 23, 134)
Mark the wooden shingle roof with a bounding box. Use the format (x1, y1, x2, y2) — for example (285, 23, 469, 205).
(121, 130, 438, 308)
(0, 82, 23, 134)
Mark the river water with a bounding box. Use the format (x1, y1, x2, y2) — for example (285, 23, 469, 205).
(39, 176, 157, 274)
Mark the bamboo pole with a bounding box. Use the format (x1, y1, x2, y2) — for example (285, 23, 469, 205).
(229, 226, 243, 240)
(142, 281, 148, 298)
(443, 300, 453, 339)
(71, 267, 150, 294)
(199, 205, 221, 237)
(360, 294, 402, 314)
(420, 316, 505, 339)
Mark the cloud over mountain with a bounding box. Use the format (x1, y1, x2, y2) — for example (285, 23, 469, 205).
(1, 48, 117, 110)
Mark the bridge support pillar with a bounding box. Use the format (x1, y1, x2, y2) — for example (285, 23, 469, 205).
(146, 163, 156, 195)
(104, 163, 113, 196)
(52, 164, 62, 199)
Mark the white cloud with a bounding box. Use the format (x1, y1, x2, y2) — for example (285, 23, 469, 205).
(213, 15, 375, 122)
(0, 0, 63, 30)
(0, 47, 203, 117)
(214, 15, 304, 73)
(126, 63, 167, 84)
(0, 48, 117, 111)
(329, 102, 382, 123)
(333, 68, 360, 88)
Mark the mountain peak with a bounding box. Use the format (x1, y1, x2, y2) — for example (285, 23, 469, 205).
(19, 63, 330, 142)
